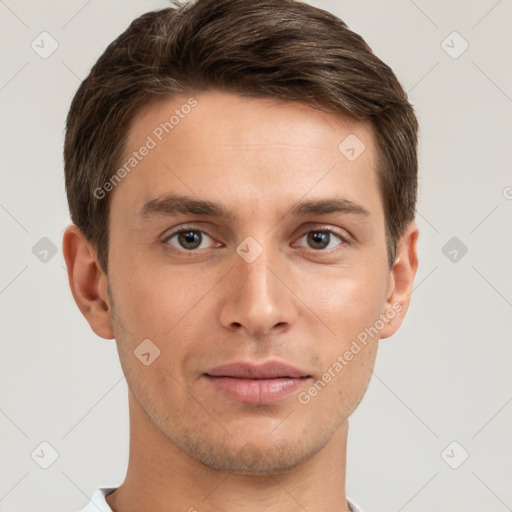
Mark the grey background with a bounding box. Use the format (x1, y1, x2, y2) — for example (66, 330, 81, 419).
(1, 1, 511, 511)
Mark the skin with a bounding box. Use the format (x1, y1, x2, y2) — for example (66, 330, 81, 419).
(63, 91, 418, 512)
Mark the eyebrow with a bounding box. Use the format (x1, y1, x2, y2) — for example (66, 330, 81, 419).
(137, 193, 370, 221)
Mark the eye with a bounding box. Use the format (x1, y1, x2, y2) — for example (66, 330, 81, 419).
(164, 228, 217, 251)
(295, 229, 345, 251)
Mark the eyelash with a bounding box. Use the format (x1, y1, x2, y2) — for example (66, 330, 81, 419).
(162, 226, 350, 254)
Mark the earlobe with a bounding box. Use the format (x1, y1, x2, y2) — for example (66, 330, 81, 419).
(62, 225, 115, 340)
(380, 222, 419, 339)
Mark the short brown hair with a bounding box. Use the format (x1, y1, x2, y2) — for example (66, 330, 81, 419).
(64, 0, 418, 272)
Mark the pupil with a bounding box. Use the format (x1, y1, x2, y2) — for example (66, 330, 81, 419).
(309, 231, 329, 249)
(179, 231, 201, 249)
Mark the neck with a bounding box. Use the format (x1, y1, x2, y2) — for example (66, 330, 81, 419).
(107, 391, 351, 512)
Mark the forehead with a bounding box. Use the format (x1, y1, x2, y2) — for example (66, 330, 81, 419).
(128, 91, 374, 154)
(111, 91, 382, 223)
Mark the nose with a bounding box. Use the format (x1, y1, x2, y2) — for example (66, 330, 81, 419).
(218, 240, 298, 339)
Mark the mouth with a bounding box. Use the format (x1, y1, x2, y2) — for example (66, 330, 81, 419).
(204, 361, 312, 404)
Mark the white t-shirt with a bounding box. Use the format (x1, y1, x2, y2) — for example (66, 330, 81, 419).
(80, 487, 365, 512)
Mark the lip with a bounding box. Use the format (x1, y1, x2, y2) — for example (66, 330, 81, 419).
(205, 361, 310, 379)
(204, 361, 311, 404)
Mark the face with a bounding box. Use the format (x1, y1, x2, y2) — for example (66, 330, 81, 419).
(68, 91, 417, 474)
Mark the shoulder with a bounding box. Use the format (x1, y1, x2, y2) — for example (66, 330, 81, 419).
(347, 497, 365, 512)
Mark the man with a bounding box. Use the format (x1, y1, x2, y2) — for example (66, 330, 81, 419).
(62, 0, 419, 510)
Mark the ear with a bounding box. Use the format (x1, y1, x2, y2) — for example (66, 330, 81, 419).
(380, 222, 419, 339)
(62, 224, 114, 340)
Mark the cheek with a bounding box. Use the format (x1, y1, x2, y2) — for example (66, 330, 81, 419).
(108, 250, 187, 329)
(296, 263, 387, 408)
(301, 264, 389, 342)
(108, 255, 223, 373)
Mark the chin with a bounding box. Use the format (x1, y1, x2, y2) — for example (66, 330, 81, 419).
(178, 428, 316, 475)
(198, 441, 312, 475)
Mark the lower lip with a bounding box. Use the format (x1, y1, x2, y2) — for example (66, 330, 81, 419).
(204, 376, 310, 404)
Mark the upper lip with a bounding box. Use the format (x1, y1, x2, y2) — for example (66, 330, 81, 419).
(205, 361, 310, 379)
